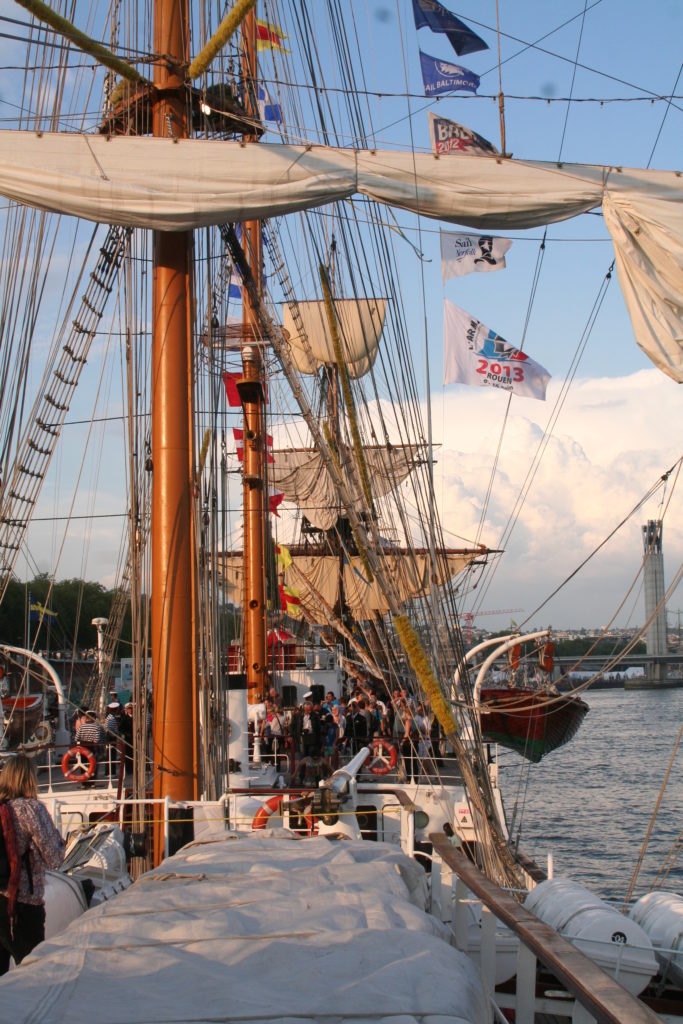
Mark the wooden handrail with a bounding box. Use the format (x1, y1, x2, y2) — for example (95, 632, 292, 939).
(430, 833, 661, 1024)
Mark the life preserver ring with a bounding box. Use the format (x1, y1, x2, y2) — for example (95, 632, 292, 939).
(368, 738, 398, 776)
(61, 745, 97, 782)
(539, 640, 555, 673)
(252, 795, 315, 835)
(31, 721, 52, 745)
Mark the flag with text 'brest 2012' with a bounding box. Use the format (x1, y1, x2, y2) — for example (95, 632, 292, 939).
(443, 300, 550, 400)
(420, 51, 479, 96)
(428, 112, 498, 156)
(412, 0, 488, 56)
(441, 229, 512, 279)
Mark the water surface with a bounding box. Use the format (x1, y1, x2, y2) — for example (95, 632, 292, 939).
(498, 688, 682, 900)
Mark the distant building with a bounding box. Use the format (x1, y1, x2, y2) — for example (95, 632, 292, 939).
(642, 519, 667, 683)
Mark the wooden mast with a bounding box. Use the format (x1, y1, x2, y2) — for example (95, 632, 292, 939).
(151, 0, 199, 865)
(239, 9, 268, 708)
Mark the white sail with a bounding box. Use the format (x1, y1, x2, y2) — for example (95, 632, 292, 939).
(0, 133, 681, 381)
(270, 444, 421, 531)
(283, 298, 386, 378)
(218, 547, 481, 620)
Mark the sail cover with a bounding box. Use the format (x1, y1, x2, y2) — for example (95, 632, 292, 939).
(0, 133, 681, 382)
(0, 832, 487, 1024)
(283, 298, 387, 378)
(218, 547, 481, 619)
(271, 444, 420, 531)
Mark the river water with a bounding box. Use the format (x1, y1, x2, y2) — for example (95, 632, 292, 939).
(498, 687, 683, 901)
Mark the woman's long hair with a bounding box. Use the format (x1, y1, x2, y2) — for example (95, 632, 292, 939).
(0, 753, 37, 800)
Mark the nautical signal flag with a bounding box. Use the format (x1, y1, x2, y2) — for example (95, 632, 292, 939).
(223, 371, 242, 408)
(440, 230, 512, 279)
(269, 492, 284, 516)
(419, 51, 479, 96)
(256, 19, 290, 52)
(275, 543, 292, 569)
(232, 427, 274, 462)
(443, 300, 550, 401)
(428, 112, 498, 156)
(257, 85, 283, 125)
(279, 583, 302, 617)
(412, 0, 488, 56)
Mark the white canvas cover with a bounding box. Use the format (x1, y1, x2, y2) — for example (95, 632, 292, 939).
(0, 832, 487, 1024)
(283, 298, 387, 378)
(0, 132, 681, 381)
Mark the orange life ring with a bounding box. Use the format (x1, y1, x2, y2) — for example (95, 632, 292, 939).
(252, 795, 314, 834)
(61, 745, 97, 782)
(540, 640, 555, 673)
(509, 643, 521, 671)
(368, 738, 398, 776)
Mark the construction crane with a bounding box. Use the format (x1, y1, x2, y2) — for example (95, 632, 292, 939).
(461, 609, 523, 647)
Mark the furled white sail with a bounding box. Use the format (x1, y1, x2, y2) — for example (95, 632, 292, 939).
(283, 298, 386, 378)
(0, 133, 681, 381)
(271, 444, 421, 531)
(218, 547, 481, 619)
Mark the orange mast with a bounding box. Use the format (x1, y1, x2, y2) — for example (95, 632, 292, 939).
(151, 0, 199, 865)
(239, 10, 269, 708)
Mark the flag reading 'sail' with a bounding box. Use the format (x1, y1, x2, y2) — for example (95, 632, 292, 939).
(441, 229, 512, 279)
(412, 0, 488, 56)
(428, 112, 498, 156)
(443, 300, 550, 400)
(420, 51, 479, 96)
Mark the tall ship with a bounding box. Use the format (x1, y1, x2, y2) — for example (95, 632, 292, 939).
(0, 2, 680, 1022)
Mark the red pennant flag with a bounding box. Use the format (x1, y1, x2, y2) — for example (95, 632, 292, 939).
(223, 371, 242, 408)
(269, 492, 284, 516)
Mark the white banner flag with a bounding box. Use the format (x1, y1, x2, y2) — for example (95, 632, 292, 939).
(443, 300, 550, 400)
(428, 112, 498, 156)
(440, 229, 512, 280)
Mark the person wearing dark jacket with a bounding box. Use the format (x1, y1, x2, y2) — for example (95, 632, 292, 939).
(0, 754, 65, 974)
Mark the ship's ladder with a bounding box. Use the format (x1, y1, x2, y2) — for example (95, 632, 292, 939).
(0, 226, 131, 599)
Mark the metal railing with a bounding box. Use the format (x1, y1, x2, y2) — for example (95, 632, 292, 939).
(429, 832, 662, 1024)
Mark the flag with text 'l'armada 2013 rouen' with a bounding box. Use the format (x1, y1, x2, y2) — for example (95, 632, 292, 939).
(420, 51, 479, 96)
(412, 0, 488, 56)
(443, 300, 550, 401)
(440, 229, 512, 280)
(428, 112, 498, 156)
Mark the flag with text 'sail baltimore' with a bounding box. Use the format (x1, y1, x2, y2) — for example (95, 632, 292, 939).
(420, 51, 479, 96)
(428, 112, 498, 156)
(441, 229, 512, 279)
(412, 0, 488, 56)
(443, 300, 550, 400)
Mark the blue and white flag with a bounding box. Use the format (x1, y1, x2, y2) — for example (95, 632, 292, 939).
(257, 84, 282, 124)
(428, 112, 498, 156)
(420, 51, 479, 96)
(413, 0, 488, 56)
(443, 300, 550, 400)
(441, 230, 512, 279)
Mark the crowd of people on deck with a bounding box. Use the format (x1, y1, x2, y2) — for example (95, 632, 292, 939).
(253, 682, 443, 784)
(69, 696, 151, 776)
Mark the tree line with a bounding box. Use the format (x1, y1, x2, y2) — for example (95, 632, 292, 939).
(0, 574, 131, 652)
